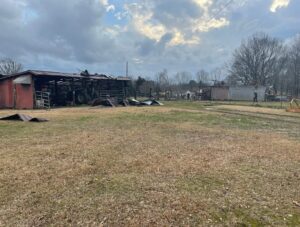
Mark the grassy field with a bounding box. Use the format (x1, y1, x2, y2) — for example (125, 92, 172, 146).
(0, 101, 300, 226)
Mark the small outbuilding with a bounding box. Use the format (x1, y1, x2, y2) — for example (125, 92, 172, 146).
(0, 70, 130, 109)
(211, 86, 229, 101)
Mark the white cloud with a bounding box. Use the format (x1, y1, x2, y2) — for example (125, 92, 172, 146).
(0, 0, 299, 76)
(270, 0, 290, 12)
(125, 1, 230, 46)
(99, 0, 115, 12)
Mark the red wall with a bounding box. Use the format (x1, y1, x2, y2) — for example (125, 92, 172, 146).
(0, 79, 14, 108)
(15, 83, 34, 109)
(0, 76, 34, 109)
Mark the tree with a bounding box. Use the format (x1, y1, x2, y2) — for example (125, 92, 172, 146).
(136, 76, 146, 91)
(211, 67, 224, 82)
(174, 71, 193, 85)
(155, 69, 170, 92)
(188, 80, 198, 90)
(228, 33, 283, 86)
(196, 69, 210, 85)
(139, 80, 155, 97)
(288, 37, 300, 97)
(0, 58, 23, 76)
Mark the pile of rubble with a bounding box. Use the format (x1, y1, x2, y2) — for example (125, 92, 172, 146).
(91, 98, 163, 108)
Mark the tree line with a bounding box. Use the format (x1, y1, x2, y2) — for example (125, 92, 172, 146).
(131, 33, 300, 98)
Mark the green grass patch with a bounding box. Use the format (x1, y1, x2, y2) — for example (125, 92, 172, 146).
(175, 175, 224, 194)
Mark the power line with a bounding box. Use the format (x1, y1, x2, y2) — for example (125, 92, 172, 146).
(207, 0, 235, 24)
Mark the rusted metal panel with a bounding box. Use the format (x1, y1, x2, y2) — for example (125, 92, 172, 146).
(0, 79, 14, 108)
(15, 83, 34, 109)
(0, 76, 34, 109)
(211, 87, 229, 101)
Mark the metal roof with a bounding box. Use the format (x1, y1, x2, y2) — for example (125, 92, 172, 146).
(0, 70, 131, 81)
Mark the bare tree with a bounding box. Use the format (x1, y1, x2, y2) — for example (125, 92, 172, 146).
(157, 69, 170, 88)
(228, 33, 283, 86)
(288, 37, 300, 97)
(174, 71, 193, 85)
(211, 67, 224, 82)
(0, 58, 23, 76)
(196, 69, 210, 85)
(155, 69, 170, 95)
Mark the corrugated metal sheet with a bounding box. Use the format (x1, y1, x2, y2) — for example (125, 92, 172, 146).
(0, 113, 48, 122)
(13, 75, 31, 84)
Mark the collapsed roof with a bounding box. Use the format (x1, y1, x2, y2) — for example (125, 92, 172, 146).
(0, 70, 131, 81)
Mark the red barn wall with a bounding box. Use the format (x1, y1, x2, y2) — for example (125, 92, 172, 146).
(0, 77, 34, 109)
(0, 79, 14, 108)
(15, 83, 34, 109)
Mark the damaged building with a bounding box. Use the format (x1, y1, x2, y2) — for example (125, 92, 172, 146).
(0, 70, 130, 109)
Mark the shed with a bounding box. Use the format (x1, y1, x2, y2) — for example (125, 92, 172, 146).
(211, 86, 229, 100)
(0, 70, 130, 109)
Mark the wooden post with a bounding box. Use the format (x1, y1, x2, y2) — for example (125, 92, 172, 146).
(71, 78, 75, 106)
(54, 79, 58, 105)
(32, 76, 36, 109)
(13, 83, 16, 109)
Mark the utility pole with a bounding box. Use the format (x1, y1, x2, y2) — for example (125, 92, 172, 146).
(126, 61, 128, 77)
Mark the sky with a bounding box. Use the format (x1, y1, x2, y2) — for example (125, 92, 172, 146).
(0, 0, 299, 78)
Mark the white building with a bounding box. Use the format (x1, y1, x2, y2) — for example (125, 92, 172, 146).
(229, 86, 266, 101)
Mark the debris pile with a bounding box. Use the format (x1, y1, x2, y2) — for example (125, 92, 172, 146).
(91, 98, 164, 107)
(0, 114, 48, 122)
(91, 98, 163, 108)
(128, 98, 163, 106)
(140, 99, 164, 106)
(91, 98, 116, 107)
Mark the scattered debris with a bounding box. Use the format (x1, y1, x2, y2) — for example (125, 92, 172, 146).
(140, 99, 164, 106)
(119, 99, 129, 107)
(128, 98, 140, 106)
(151, 100, 164, 106)
(101, 99, 115, 107)
(140, 100, 153, 106)
(91, 98, 163, 108)
(0, 114, 48, 122)
(91, 98, 116, 107)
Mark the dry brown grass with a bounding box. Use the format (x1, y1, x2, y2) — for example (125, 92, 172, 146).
(0, 104, 300, 226)
(214, 105, 300, 117)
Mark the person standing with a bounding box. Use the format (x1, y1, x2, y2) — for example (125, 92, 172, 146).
(253, 90, 258, 103)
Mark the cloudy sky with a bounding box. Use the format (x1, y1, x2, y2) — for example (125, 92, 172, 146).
(0, 0, 299, 77)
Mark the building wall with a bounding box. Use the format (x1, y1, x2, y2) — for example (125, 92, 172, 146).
(211, 87, 229, 100)
(15, 83, 34, 109)
(229, 86, 266, 101)
(0, 79, 14, 108)
(0, 76, 34, 109)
